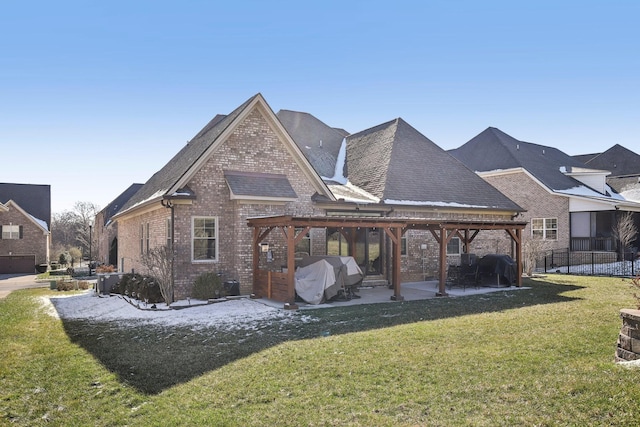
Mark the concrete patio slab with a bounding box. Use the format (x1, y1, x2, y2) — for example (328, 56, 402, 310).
(257, 281, 531, 310)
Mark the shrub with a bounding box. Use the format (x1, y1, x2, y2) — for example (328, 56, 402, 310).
(112, 273, 164, 304)
(77, 281, 91, 290)
(96, 264, 116, 273)
(192, 272, 223, 300)
(55, 280, 81, 291)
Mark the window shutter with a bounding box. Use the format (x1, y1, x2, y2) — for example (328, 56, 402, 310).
(0, 225, 3, 239)
(19, 225, 23, 239)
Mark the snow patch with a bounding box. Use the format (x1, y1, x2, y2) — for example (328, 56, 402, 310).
(41, 291, 315, 331)
(384, 199, 496, 209)
(321, 138, 347, 184)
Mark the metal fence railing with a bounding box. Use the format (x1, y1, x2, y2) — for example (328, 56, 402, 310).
(537, 248, 639, 277)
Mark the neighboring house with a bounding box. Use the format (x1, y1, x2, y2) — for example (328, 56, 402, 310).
(105, 94, 525, 303)
(449, 128, 640, 255)
(94, 183, 143, 267)
(575, 144, 640, 203)
(0, 183, 51, 273)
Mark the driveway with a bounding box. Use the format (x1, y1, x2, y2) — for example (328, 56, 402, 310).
(0, 274, 48, 300)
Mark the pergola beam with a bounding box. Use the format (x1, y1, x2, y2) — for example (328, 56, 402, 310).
(247, 215, 527, 308)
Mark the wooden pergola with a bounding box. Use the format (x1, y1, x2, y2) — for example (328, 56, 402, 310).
(247, 215, 528, 309)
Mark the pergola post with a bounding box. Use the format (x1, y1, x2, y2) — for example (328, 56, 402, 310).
(251, 227, 259, 296)
(247, 215, 527, 306)
(284, 225, 298, 309)
(390, 227, 404, 301)
(437, 227, 448, 296)
(515, 228, 522, 287)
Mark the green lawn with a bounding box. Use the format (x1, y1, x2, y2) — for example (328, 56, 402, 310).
(1, 275, 639, 426)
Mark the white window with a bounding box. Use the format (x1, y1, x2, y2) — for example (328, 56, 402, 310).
(192, 217, 217, 261)
(166, 218, 172, 248)
(140, 224, 144, 254)
(1, 225, 21, 240)
(532, 218, 558, 240)
(447, 237, 461, 255)
(145, 223, 150, 253)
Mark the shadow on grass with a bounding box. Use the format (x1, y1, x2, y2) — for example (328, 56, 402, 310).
(60, 277, 582, 395)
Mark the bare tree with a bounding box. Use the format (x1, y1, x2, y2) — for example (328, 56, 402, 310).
(51, 201, 100, 257)
(613, 212, 638, 261)
(523, 237, 549, 276)
(72, 201, 100, 253)
(140, 245, 174, 305)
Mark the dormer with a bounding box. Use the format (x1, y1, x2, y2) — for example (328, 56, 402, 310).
(561, 166, 610, 195)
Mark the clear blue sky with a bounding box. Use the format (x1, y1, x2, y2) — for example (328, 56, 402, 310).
(2, 1, 638, 213)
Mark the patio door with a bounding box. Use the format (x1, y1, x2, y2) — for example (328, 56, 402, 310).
(355, 228, 382, 275)
(326, 227, 383, 275)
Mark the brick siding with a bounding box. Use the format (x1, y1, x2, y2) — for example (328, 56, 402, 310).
(118, 108, 324, 299)
(482, 171, 570, 252)
(0, 206, 49, 266)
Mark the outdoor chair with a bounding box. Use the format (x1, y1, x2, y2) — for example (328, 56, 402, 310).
(446, 264, 479, 290)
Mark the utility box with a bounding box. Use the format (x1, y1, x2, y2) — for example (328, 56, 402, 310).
(97, 274, 121, 295)
(224, 280, 240, 296)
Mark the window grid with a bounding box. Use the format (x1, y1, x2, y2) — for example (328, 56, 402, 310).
(1, 225, 20, 240)
(532, 218, 558, 240)
(193, 217, 217, 261)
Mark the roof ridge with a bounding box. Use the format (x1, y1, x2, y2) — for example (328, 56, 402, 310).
(347, 118, 398, 139)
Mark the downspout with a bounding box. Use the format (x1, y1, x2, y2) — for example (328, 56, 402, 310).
(161, 199, 175, 302)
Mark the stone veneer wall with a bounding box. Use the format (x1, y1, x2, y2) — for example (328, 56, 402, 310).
(616, 309, 640, 362)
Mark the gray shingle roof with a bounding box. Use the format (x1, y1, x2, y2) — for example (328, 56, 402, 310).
(277, 110, 347, 179)
(346, 120, 523, 210)
(0, 183, 51, 227)
(119, 95, 261, 213)
(224, 170, 297, 199)
(100, 184, 144, 226)
(579, 144, 640, 177)
(449, 127, 591, 192)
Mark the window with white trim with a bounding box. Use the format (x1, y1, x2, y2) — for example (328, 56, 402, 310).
(166, 218, 172, 248)
(192, 217, 217, 261)
(1, 225, 21, 240)
(140, 224, 144, 254)
(532, 218, 558, 240)
(145, 223, 150, 253)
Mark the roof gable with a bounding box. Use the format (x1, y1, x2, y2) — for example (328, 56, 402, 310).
(0, 183, 51, 228)
(581, 144, 640, 177)
(118, 94, 334, 215)
(347, 120, 523, 210)
(3, 200, 50, 232)
(450, 127, 593, 193)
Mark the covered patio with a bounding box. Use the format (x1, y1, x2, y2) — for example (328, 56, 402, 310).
(247, 215, 528, 309)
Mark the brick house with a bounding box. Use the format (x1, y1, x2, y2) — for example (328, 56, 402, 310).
(575, 144, 640, 204)
(449, 128, 640, 258)
(94, 184, 143, 267)
(279, 112, 524, 283)
(108, 94, 333, 300)
(0, 183, 51, 274)
(103, 94, 525, 302)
